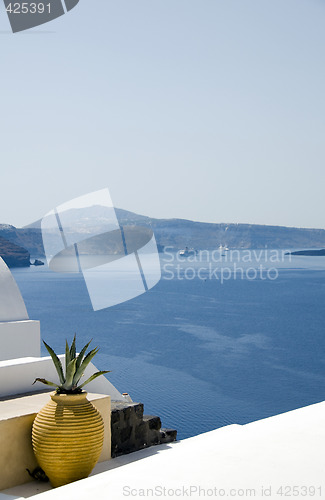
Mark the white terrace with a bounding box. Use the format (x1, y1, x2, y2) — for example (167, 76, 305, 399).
(0, 257, 324, 500)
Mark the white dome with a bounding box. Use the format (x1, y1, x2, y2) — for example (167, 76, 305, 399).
(0, 257, 29, 322)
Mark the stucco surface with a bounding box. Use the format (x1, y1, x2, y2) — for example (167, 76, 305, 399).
(0, 258, 29, 322)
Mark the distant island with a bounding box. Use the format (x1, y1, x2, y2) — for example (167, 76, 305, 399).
(285, 249, 325, 256)
(2, 208, 325, 265)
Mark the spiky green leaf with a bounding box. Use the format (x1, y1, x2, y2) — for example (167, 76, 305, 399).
(39, 336, 109, 393)
(65, 339, 70, 372)
(75, 339, 92, 374)
(80, 347, 99, 370)
(69, 334, 76, 360)
(79, 371, 111, 389)
(32, 378, 59, 388)
(43, 340, 65, 384)
(72, 347, 99, 386)
(62, 358, 77, 390)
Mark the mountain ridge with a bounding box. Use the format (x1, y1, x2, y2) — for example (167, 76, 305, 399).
(1, 207, 325, 258)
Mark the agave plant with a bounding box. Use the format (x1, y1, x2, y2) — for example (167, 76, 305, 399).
(33, 335, 110, 394)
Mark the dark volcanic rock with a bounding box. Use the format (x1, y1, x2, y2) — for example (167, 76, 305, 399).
(0, 235, 30, 268)
(0, 225, 44, 257)
(111, 400, 177, 458)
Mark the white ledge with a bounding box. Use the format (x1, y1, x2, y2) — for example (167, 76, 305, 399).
(0, 356, 123, 400)
(2, 400, 325, 500)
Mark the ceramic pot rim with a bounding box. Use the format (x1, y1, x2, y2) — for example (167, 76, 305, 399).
(50, 391, 88, 403)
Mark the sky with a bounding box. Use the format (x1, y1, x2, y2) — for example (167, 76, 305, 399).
(0, 0, 325, 229)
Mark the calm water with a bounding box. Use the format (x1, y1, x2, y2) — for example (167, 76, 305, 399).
(12, 251, 325, 439)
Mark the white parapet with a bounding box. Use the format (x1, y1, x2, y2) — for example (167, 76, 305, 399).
(0, 321, 40, 361)
(0, 356, 124, 400)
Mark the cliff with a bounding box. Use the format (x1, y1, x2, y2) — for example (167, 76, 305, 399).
(0, 234, 30, 268)
(0, 225, 43, 256)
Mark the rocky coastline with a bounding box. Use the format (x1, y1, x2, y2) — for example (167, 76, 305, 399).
(0, 235, 30, 268)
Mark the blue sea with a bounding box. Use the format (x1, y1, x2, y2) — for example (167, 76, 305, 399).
(12, 250, 325, 440)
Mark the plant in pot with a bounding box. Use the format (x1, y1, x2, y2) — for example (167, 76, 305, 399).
(32, 335, 110, 488)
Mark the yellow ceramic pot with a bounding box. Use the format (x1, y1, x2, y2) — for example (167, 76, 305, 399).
(32, 392, 104, 487)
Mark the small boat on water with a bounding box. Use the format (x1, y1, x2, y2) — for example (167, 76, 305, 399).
(31, 259, 45, 266)
(179, 246, 198, 257)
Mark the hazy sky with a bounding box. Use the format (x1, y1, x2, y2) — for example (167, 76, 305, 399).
(0, 0, 325, 228)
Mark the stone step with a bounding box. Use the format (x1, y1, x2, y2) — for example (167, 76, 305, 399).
(143, 415, 163, 446)
(111, 402, 177, 458)
(143, 415, 161, 430)
(111, 401, 144, 424)
(159, 428, 177, 444)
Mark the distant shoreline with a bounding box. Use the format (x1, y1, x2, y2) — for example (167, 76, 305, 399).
(285, 249, 325, 256)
